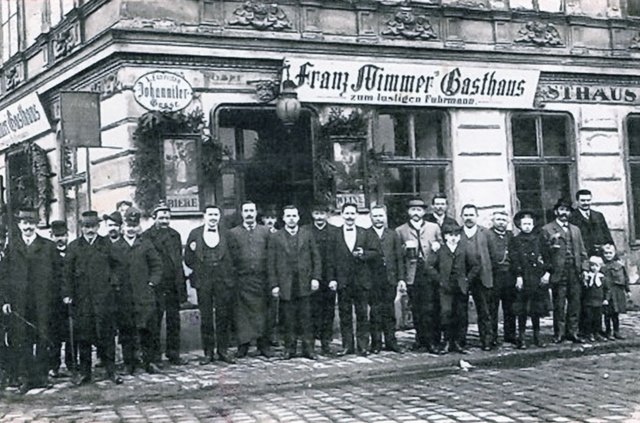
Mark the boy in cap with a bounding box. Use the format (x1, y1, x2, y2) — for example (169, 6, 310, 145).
(63, 211, 122, 385)
(111, 208, 162, 374)
(1, 208, 61, 393)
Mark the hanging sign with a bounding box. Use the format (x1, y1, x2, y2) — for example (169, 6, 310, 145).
(0, 93, 50, 148)
(133, 71, 194, 112)
(284, 58, 540, 109)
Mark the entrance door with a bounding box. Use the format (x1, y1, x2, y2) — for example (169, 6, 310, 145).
(217, 107, 314, 224)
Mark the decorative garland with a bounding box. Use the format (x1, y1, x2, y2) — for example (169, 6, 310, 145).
(132, 109, 225, 214)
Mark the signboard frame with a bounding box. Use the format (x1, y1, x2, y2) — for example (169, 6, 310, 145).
(162, 134, 202, 214)
(59, 91, 102, 148)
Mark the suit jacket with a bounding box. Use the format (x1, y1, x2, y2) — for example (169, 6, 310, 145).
(370, 227, 405, 287)
(184, 225, 235, 292)
(460, 226, 493, 289)
(540, 220, 588, 284)
(395, 221, 442, 284)
(228, 225, 270, 279)
(143, 225, 187, 299)
(327, 225, 382, 291)
(306, 223, 338, 283)
(486, 228, 513, 273)
(569, 208, 613, 255)
(268, 227, 321, 301)
(425, 213, 458, 228)
(426, 243, 473, 295)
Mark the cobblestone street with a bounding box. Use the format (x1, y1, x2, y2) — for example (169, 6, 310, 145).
(1, 313, 640, 422)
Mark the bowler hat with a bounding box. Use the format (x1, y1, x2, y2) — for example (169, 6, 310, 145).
(80, 211, 100, 227)
(124, 207, 141, 226)
(406, 198, 428, 209)
(16, 208, 38, 223)
(116, 200, 132, 209)
(103, 211, 123, 226)
(513, 210, 537, 229)
(50, 220, 68, 236)
(152, 201, 171, 217)
(553, 198, 573, 211)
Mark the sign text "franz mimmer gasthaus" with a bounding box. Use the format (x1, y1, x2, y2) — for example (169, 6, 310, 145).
(285, 58, 540, 109)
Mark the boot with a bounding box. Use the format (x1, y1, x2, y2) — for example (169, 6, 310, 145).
(516, 332, 527, 349)
(533, 331, 546, 348)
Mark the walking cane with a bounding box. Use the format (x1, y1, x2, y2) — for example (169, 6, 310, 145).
(67, 303, 76, 377)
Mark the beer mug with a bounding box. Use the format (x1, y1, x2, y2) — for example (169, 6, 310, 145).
(405, 239, 418, 261)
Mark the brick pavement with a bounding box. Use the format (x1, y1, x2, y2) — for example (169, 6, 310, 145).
(1, 312, 640, 422)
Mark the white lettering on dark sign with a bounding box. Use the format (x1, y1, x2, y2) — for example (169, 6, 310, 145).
(134, 71, 194, 112)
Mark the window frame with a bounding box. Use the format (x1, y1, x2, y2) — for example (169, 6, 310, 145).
(625, 113, 640, 243)
(0, 0, 21, 63)
(509, 111, 577, 223)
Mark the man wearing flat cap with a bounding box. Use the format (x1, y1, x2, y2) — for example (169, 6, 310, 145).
(1, 208, 62, 393)
(395, 198, 443, 353)
(103, 211, 123, 243)
(143, 202, 187, 366)
(540, 198, 588, 344)
(111, 208, 162, 374)
(48, 220, 75, 378)
(63, 211, 122, 385)
(116, 200, 132, 217)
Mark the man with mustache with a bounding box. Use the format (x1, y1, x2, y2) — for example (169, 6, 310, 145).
(144, 202, 188, 366)
(425, 194, 458, 228)
(1, 208, 61, 394)
(185, 205, 236, 364)
(395, 198, 442, 353)
(228, 201, 273, 359)
(541, 198, 588, 344)
(103, 211, 123, 243)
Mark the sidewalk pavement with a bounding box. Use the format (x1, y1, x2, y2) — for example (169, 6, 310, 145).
(4, 312, 640, 407)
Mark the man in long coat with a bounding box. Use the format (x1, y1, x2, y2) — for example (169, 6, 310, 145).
(228, 201, 273, 358)
(425, 194, 458, 228)
(184, 205, 237, 365)
(111, 208, 162, 374)
(328, 203, 382, 356)
(541, 198, 588, 344)
(63, 211, 122, 385)
(569, 189, 613, 256)
(395, 198, 442, 353)
(268, 205, 321, 359)
(144, 202, 187, 366)
(1, 209, 61, 393)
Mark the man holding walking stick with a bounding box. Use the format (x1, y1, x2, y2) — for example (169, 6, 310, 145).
(1, 208, 61, 394)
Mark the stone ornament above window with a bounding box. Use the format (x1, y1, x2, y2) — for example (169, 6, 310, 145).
(630, 32, 640, 50)
(53, 23, 80, 59)
(248, 79, 280, 103)
(514, 21, 563, 47)
(4, 63, 24, 92)
(228, 1, 292, 31)
(382, 7, 437, 40)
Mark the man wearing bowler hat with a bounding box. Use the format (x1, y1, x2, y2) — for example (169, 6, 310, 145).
(541, 198, 588, 344)
(1, 208, 61, 393)
(63, 211, 122, 385)
(143, 201, 188, 366)
(395, 198, 442, 353)
(111, 208, 162, 374)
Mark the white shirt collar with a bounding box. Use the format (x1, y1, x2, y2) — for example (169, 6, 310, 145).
(464, 225, 478, 238)
(314, 222, 327, 230)
(373, 226, 385, 238)
(285, 226, 299, 236)
(83, 235, 97, 245)
(409, 220, 423, 231)
(243, 222, 256, 231)
(579, 209, 590, 219)
(22, 234, 36, 245)
(556, 219, 568, 228)
(124, 236, 136, 247)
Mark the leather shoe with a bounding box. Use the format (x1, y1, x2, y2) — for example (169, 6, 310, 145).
(321, 345, 332, 355)
(568, 335, 583, 344)
(145, 362, 162, 374)
(385, 344, 404, 354)
(236, 344, 249, 359)
(74, 375, 91, 386)
(199, 356, 214, 365)
(614, 332, 626, 340)
(259, 349, 274, 359)
(282, 351, 294, 360)
(481, 345, 491, 351)
(217, 353, 236, 364)
(107, 373, 123, 385)
(168, 356, 188, 366)
(357, 349, 369, 357)
(302, 351, 317, 360)
(336, 348, 354, 357)
(553, 336, 563, 344)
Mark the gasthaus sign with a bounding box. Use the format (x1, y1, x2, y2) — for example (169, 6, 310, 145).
(285, 58, 541, 109)
(134, 71, 194, 112)
(0, 93, 50, 148)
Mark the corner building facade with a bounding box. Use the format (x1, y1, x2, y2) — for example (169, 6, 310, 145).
(0, 0, 639, 275)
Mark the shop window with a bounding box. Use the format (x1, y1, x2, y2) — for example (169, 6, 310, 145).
(374, 110, 450, 227)
(511, 113, 574, 224)
(1, 0, 19, 62)
(626, 115, 640, 240)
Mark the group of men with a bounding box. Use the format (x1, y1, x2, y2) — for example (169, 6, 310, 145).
(0, 187, 621, 393)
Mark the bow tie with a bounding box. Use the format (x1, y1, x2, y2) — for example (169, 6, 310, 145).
(246, 225, 255, 231)
(207, 228, 217, 232)
(345, 228, 354, 231)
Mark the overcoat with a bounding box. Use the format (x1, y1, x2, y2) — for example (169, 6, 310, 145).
(111, 236, 162, 328)
(143, 225, 187, 300)
(63, 236, 117, 341)
(267, 227, 321, 301)
(569, 209, 613, 255)
(510, 231, 551, 317)
(602, 259, 630, 314)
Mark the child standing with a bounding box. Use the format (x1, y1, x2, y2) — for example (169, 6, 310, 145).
(582, 256, 608, 342)
(602, 244, 630, 340)
(510, 211, 551, 349)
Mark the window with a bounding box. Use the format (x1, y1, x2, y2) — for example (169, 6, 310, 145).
(630, 0, 640, 16)
(511, 113, 574, 224)
(626, 115, 640, 239)
(48, 0, 76, 28)
(1, 0, 19, 62)
(374, 110, 450, 227)
(509, 0, 563, 12)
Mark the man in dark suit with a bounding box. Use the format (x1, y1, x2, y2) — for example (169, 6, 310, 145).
(569, 189, 614, 256)
(63, 211, 122, 385)
(487, 210, 516, 346)
(1, 209, 61, 393)
(184, 205, 236, 365)
(307, 203, 338, 355)
(228, 201, 273, 358)
(460, 204, 494, 351)
(144, 202, 188, 366)
(369, 205, 404, 354)
(425, 193, 458, 228)
(541, 198, 588, 344)
(268, 205, 321, 359)
(328, 203, 382, 356)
